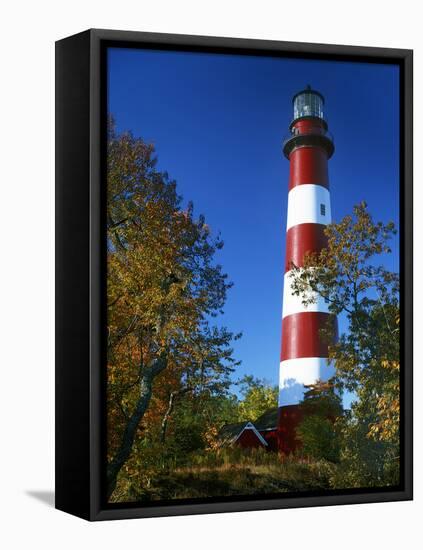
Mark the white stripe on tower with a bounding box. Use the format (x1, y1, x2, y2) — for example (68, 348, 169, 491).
(286, 184, 331, 230)
(282, 269, 330, 318)
(278, 357, 335, 407)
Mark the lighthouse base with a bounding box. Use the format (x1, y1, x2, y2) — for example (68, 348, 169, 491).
(277, 404, 304, 455)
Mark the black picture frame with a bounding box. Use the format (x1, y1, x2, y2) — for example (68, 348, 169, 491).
(55, 28, 413, 521)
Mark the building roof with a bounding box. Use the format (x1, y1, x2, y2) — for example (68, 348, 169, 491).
(217, 421, 268, 447)
(217, 421, 250, 446)
(254, 407, 278, 431)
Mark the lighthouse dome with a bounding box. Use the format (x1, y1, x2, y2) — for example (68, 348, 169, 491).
(292, 85, 324, 121)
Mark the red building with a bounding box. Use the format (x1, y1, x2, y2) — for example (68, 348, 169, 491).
(217, 408, 279, 452)
(254, 407, 278, 452)
(217, 421, 268, 449)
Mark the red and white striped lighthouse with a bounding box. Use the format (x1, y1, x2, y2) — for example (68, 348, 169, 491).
(278, 86, 337, 454)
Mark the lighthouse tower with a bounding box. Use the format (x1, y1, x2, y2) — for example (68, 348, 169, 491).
(278, 86, 337, 454)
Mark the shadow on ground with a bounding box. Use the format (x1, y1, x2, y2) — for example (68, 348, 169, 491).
(26, 490, 55, 508)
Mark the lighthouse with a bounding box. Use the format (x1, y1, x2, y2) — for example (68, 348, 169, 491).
(278, 86, 337, 454)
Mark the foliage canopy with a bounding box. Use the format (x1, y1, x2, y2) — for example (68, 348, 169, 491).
(107, 121, 240, 497)
(291, 203, 400, 486)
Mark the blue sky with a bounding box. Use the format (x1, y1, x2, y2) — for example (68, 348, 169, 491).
(107, 48, 400, 404)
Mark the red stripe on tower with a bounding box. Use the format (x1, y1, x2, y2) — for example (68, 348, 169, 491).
(278, 85, 337, 455)
(281, 312, 336, 361)
(289, 146, 329, 190)
(285, 223, 327, 272)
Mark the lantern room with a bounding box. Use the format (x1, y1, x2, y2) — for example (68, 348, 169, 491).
(292, 85, 325, 121)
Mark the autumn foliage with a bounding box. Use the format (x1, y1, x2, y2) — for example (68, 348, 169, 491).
(291, 203, 400, 486)
(106, 121, 240, 498)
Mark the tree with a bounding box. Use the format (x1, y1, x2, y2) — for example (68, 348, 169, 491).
(159, 325, 241, 444)
(106, 120, 240, 498)
(296, 381, 342, 462)
(290, 202, 400, 486)
(237, 375, 278, 421)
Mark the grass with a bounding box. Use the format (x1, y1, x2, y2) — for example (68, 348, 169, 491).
(111, 447, 336, 503)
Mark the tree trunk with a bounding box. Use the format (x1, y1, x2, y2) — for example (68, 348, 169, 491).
(107, 355, 167, 500)
(160, 387, 192, 443)
(160, 391, 177, 443)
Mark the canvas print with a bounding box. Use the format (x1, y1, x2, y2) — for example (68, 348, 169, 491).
(105, 48, 400, 504)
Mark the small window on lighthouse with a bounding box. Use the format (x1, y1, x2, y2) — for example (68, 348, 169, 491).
(320, 203, 326, 216)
